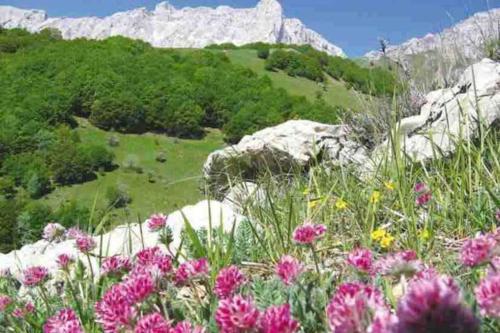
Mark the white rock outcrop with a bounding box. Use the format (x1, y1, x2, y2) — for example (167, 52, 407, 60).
(374, 58, 500, 162)
(0, 200, 244, 282)
(365, 9, 500, 61)
(0, 0, 345, 57)
(203, 120, 369, 196)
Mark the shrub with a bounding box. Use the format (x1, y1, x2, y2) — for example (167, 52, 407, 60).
(107, 135, 120, 147)
(155, 151, 167, 163)
(106, 184, 132, 208)
(257, 47, 270, 59)
(80, 144, 115, 171)
(15, 202, 53, 246)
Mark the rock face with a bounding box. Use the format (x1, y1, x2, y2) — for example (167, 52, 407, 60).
(0, 200, 244, 282)
(365, 9, 500, 61)
(0, 0, 345, 57)
(203, 120, 369, 197)
(374, 58, 500, 162)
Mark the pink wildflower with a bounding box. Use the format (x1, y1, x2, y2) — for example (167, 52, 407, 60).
(135, 247, 173, 276)
(57, 254, 74, 270)
(460, 234, 496, 267)
(475, 273, 500, 318)
(372, 250, 424, 277)
(43, 308, 83, 333)
(147, 214, 168, 232)
(172, 321, 206, 333)
(215, 295, 260, 333)
(415, 192, 432, 206)
(22, 266, 49, 287)
(214, 265, 246, 299)
(326, 282, 390, 333)
(394, 274, 479, 333)
(101, 255, 132, 276)
(134, 313, 171, 333)
(292, 223, 327, 245)
(43, 223, 66, 242)
(12, 308, 24, 318)
(347, 248, 373, 273)
(0, 295, 12, 311)
(95, 284, 136, 333)
(75, 234, 96, 253)
(259, 304, 299, 333)
(414, 182, 427, 193)
(275, 255, 304, 286)
(123, 273, 155, 304)
(12, 302, 35, 318)
(175, 258, 210, 285)
(66, 227, 85, 240)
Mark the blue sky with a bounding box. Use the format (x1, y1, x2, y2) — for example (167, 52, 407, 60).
(2, 0, 499, 56)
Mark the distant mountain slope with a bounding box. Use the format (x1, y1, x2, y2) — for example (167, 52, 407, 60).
(0, 0, 345, 56)
(365, 8, 500, 61)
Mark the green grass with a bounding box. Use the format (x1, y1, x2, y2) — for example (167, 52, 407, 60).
(41, 118, 224, 221)
(222, 49, 369, 111)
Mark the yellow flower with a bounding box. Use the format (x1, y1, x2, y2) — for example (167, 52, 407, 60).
(303, 188, 310, 196)
(335, 198, 348, 210)
(384, 181, 395, 191)
(419, 229, 431, 241)
(369, 191, 381, 204)
(308, 199, 320, 210)
(380, 234, 395, 248)
(371, 228, 387, 241)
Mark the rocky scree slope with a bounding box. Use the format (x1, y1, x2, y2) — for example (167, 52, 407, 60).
(365, 8, 500, 62)
(0, 0, 345, 56)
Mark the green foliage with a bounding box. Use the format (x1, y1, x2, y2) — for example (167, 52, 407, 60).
(16, 201, 53, 245)
(106, 184, 132, 208)
(485, 38, 500, 61)
(257, 46, 270, 59)
(266, 49, 325, 82)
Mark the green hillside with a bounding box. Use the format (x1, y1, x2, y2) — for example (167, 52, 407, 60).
(41, 118, 224, 224)
(222, 49, 368, 111)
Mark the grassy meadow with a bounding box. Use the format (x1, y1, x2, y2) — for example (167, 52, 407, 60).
(222, 49, 369, 112)
(41, 118, 224, 221)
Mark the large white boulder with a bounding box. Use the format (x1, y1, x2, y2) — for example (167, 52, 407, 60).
(0, 200, 244, 282)
(374, 58, 500, 163)
(0, 0, 345, 57)
(203, 120, 370, 196)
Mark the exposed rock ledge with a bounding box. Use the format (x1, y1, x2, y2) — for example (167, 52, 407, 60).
(204, 58, 500, 198)
(0, 200, 244, 282)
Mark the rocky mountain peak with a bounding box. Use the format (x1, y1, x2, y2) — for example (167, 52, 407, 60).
(0, 1, 344, 56)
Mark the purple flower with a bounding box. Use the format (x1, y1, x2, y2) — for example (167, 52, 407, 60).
(43, 308, 83, 333)
(214, 265, 246, 299)
(394, 274, 479, 333)
(215, 295, 260, 333)
(259, 304, 299, 333)
(275, 255, 304, 286)
(347, 248, 373, 273)
(292, 223, 327, 245)
(460, 234, 497, 267)
(475, 272, 500, 318)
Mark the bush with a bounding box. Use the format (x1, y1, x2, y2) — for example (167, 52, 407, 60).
(16, 202, 53, 246)
(107, 135, 120, 147)
(53, 201, 91, 230)
(106, 184, 132, 208)
(81, 144, 115, 171)
(156, 151, 167, 163)
(0, 177, 16, 199)
(257, 47, 270, 59)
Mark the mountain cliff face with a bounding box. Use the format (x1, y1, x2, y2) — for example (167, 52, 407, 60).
(365, 9, 500, 61)
(0, 0, 345, 56)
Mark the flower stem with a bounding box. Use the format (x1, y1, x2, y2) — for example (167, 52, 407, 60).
(38, 285, 52, 314)
(310, 243, 321, 275)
